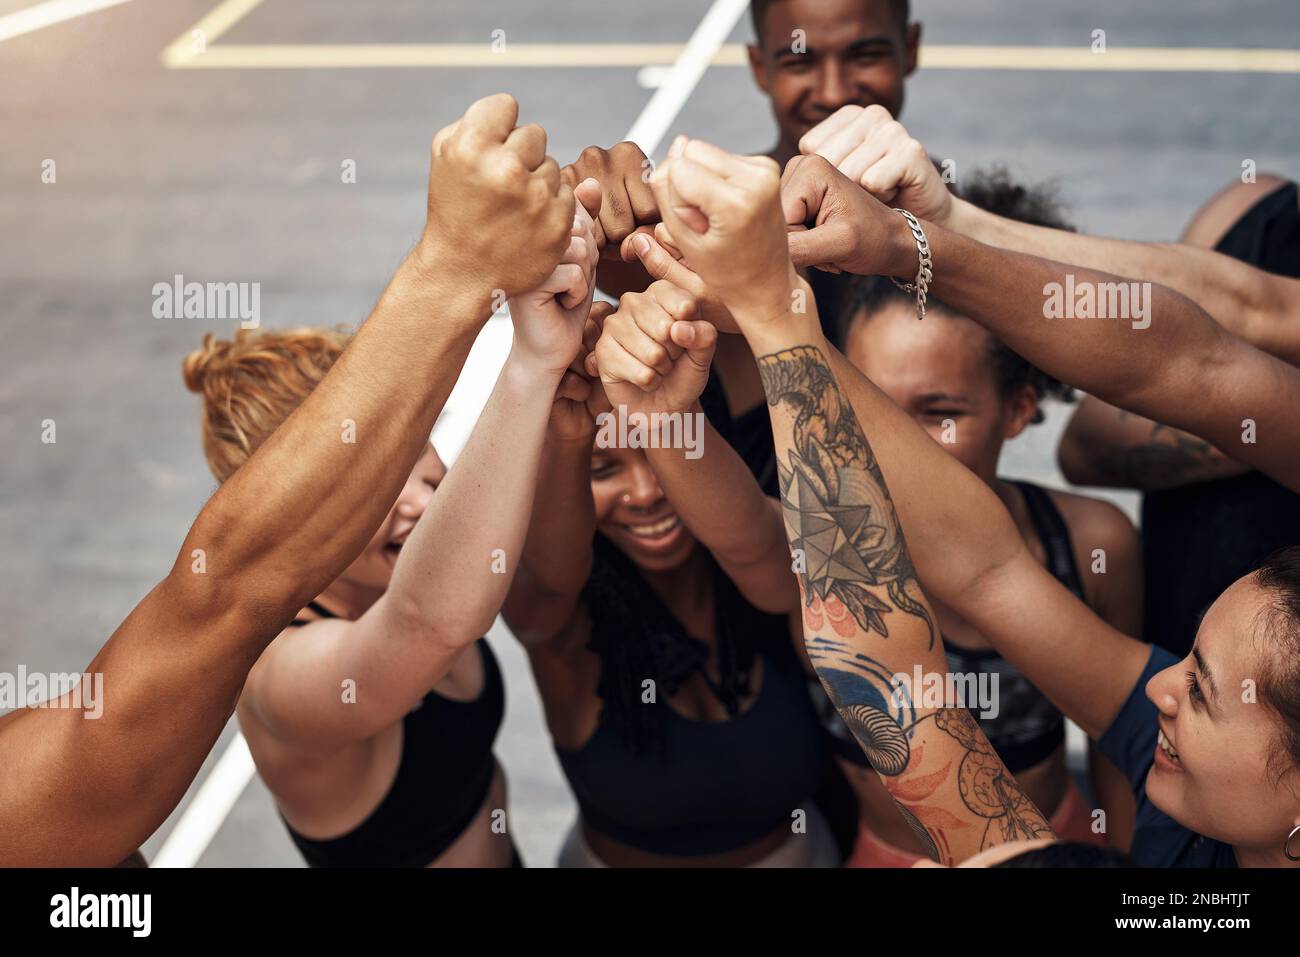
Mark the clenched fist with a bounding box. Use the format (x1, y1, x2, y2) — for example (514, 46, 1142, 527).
(587, 280, 717, 417)
(419, 93, 575, 301)
(648, 136, 798, 329)
(799, 104, 953, 226)
(561, 142, 659, 257)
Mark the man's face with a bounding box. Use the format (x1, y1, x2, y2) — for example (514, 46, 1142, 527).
(748, 0, 919, 150)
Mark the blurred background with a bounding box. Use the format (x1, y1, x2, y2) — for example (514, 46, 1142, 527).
(1, 0, 1297, 866)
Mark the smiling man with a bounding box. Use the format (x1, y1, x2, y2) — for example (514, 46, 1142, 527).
(747, 0, 921, 165)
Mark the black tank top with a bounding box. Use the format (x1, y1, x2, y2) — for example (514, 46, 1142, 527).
(278, 602, 506, 867)
(814, 482, 1086, 773)
(1142, 181, 1300, 656)
(554, 544, 831, 857)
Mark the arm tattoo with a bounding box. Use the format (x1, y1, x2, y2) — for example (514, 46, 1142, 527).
(757, 345, 935, 646)
(762, 345, 1051, 859)
(1095, 421, 1232, 489)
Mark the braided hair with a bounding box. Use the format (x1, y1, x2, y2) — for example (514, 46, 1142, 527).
(579, 372, 778, 755)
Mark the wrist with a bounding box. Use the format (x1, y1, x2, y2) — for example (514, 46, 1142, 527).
(734, 277, 823, 356)
(503, 342, 568, 389)
(398, 245, 495, 332)
(886, 210, 925, 280)
(943, 197, 990, 242)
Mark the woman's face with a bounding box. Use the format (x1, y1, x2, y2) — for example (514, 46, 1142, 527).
(1144, 575, 1300, 850)
(337, 443, 446, 592)
(844, 303, 1038, 480)
(591, 444, 697, 573)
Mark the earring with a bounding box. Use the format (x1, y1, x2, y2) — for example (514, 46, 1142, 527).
(621, 493, 632, 504)
(1286, 823, 1300, 862)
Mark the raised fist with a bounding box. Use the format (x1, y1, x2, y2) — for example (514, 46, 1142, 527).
(799, 105, 953, 226)
(561, 142, 659, 258)
(587, 280, 717, 417)
(647, 136, 797, 328)
(420, 93, 575, 300)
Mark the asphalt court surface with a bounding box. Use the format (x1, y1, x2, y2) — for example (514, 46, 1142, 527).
(1, 0, 1297, 866)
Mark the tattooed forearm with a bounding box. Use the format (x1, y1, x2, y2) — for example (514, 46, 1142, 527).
(1094, 422, 1241, 489)
(809, 636, 1052, 860)
(763, 345, 1052, 862)
(757, 345, 935, 646)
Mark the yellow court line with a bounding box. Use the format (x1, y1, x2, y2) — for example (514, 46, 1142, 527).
(162, 0, 264, 66)
(163, 40, 1300, 73)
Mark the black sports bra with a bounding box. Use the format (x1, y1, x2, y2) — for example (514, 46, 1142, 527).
(555, 548, 830, 857)
(816, 482, 1087, 774)
(278, 602, 506, 867)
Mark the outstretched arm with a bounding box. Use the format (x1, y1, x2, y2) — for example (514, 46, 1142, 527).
(648, 137, 1061, 864)
(245, 187, 603, 747)
(801, 104, 1300, 366)
(784, 154, 1300, 495)
(1058, 394, 1249, 490)
(0, 94, 575, 866)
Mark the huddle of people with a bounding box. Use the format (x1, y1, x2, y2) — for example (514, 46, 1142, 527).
(2, 0, 1298, 870)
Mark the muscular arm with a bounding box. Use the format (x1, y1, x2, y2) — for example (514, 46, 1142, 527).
(915, 222, 1300, 493)
(1058, 394, 1248, 490)
(0, 254, 491, 866)
(0, 93, 576, 865)
(946, 198, 1300, 366)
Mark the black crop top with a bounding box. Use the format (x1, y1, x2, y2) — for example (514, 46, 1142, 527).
(814, 482, 1086, 774)
(279, 602, 506, 867)
(555, 545, 830, 857)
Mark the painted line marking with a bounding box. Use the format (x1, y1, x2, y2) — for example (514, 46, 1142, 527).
(0, 0, 132, 44)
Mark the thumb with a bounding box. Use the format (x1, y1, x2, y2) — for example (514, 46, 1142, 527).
(626, 232, 698, 289)
(575, 177, 603, 222)
(787, 220, 850, 272)
(670, 319, 717, 368)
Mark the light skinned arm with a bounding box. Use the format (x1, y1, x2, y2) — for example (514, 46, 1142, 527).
(0, 94, 576, 867)
(647, 137, 1059, 864)
(243, 187, 603, 747)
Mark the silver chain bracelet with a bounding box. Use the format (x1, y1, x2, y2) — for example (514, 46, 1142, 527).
(890, 208, 932, 320)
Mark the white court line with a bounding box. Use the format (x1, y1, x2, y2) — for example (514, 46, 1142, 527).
(0, 0, 131, 43)
(149, 0, 745, 869)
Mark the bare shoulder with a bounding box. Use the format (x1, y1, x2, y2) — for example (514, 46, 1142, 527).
(1046, 488, 1138, 553)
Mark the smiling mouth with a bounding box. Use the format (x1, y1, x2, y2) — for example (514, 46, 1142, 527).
(1157, 727, 1182, 767)
(622, 515, 681, 540)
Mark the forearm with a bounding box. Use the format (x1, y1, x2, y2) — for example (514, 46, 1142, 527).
(740, 313, 1050, 863)
(179, 254, 489, 625)
(383, 349, 562, 652)
(1059, 394, 1247, 490)
(947, 196, 1300, 356)
(644, 411, 797, 613)
(504, 431, 595, 640)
